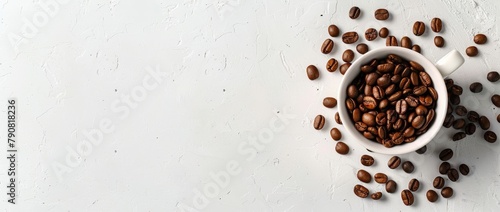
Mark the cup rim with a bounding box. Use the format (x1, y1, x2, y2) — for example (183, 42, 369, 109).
(338, 47, 448, 155)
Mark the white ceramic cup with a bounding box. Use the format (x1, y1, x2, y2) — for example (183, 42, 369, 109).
(338, 47, 464, 155)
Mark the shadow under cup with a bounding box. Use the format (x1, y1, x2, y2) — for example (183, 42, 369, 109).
(338, 47, 448, 155)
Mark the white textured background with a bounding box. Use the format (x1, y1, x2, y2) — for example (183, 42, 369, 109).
(1, 0, 500, 211)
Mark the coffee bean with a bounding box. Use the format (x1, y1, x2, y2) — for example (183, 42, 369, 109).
(360, 155, 375, 166)
(374, 8, 389, 20)
(352, 108, 362, 122)
(355, 122, 368, 131)
(349, 6, 361, 19)
(433, 176, 445, 189)
(365, 72, 380, 85)
(363, 96, 378, 110)
(342, 31, 359, 44)
(416, 145, 427, 154)
(374, 173, 388, 184)
(342, 49, 355, 62)
(335, 112, 342, 125)
(401, 36, 412, 48)
(335, 142, 349, 154)
(454, 105, 467, 116)
(434, 36, 445, 47)
(339, 63, 351, 75)
(484, 131, 497, 143)
(439, 148, 453, 161)
(448, 168, 459, 182)
(354, 184, 369, 198)
(426, 190, 439, 202)
(313, 115, 325, 130)
(362, 113, 376, 127)
(459, 164, 470, 176)
(306, 65, 319, 80)
(412, 115, 425, 129)
(451, 85, 463, 95)
(409, 61, 424, 72)
(439, 162, 451, 174)
(386, 180, 397, 193)
(326, 58, 339, 72)
(388, 156, 401, 169)
(361, 65, 374, 73)
(431, 17, 443, 32)
(328, 24, 340, 37)
(347, 85, 358, 99)
(479, 116, 490, 130)
(323, 97, 337, 108)
(492, 94, 500, 107)
(379, 27, 389, 38)
(321, 39, 334, 54)
(469, 82, 483, 93)
(371, 192, 383, 200)
(441, 187, 453, 198)
(467, 111, 479, 122)
(395, 99, 408, 115)
(365, 28, 378, 41)
(402, 161, 415, 173)
(408, 178, 420, 191)
(474, 34, 487, 44)
(356, 43, 369, 54)
(466, 46, 478, 57)
(445, 78, 454, 89)
(443, 113, 454, 128)
(465, 123, 476, 135)
(453, 132, 466, 141)
(330, 128, 342, 141)
(413, 21, 425, 36)
(401, 190, 414, 206)
(487, 71, 500, 82)
(452, 118, 466, 129)
(386, 36, 398, 46)
(357, 169, 372, 183)
(412, 45, 421, 53)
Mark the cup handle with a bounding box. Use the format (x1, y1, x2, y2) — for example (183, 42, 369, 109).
(435, 50, 464, 78)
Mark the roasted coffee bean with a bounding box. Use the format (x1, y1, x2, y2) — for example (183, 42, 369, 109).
(469, 82, 483, 93)
(374, 173, 388, 183)
(459, 164, 470, 176)
(360, 155, 375, 166)
(347, 85, 358, 98)
(439, 162, 451, 174)
(326, 58, 339, 72)
(364, 85, 373, 96)
(410, 61, 424, 72)
(441, 187, 453, 198)
(415, 105, 428, 115)
(431, 17, 443, 32)
(452, 118, 466, 129)
(355, 122, 368, 131)
(474, 33, 487, 44)
(346, 98, 356, 111)
(454, 105, 467, 116)
(401, 190, 414, 206)
(371, 192, 383, 200)
(379, 99, 389, 110)
(405, 96, 419, 107)
(464, 123, 476, 135)
(321, 39, 334, 54)
(466, 46, 478, 57)
(306, 65, 319, 80)
(413, 86, 428, 96)
(328, 24, 340, 37)
(413, 21, 425, 36)
(339, 63, 351, 75)
(313, 115, 326, 130)
(342, 49, 355, 62)
(356, 43, 369, 54)
(357, 169, 372, 183)
(492, 94, 500, 107)
(378, 63, 395, 73)
(487, 71, 500, 82)
(388, 156, 401, 169)
(408, 178, 420, 192)
(427, 190, 439, 202)
(362, 113, 376, 127)
(401, 36, 412, 48)
(467, 111, 480, 122)
(396, 99, 408, 115)
(451, 85, 463, 95)
(354, 184, 369, 198)
(447, 104, 453, 114)
(386, 180, 397, 193)
(335, 142, 349, 154)
(365, 28, 378, 41)
(379, 27, 389, 38)
(402, 161, 415, 173)
(349, 6, 361, 19)
(377, 74, 391, 87)
(386, 36, 398, 46)
(433, 176, 445, 189)
(445, 78, 454, 90)
(323, 97, 337, 108)
(410, 72, 419, 86)
(484, 131, 497, 143)
(412, 115, 425, 129)
(434, 36, 445, 47)
(389, 91, 403, 102)
(391, 74, 402, 84)
(416, 145, 427, 154)
(385, 84, 397, 96)
(374, 8, 389, 20)
(335, 112, 342, 125)
(420, 71, 432, 86)
(376, 113, 387, 125)
(452, 132, 466, 141)
(342, 31, 359, 44)
(352, 108, 362, 122)
(330, 128, 342, 141)
(365, 72, 380, 85)
(479, 116, 490, 130)
(443, 114, 454, 128)
(439, 149, 453, 161)
(412, 45, 421, 53)
(361, 65, 374, 73)
(448, 168, 459, 182)
(363, 96, 378, 110)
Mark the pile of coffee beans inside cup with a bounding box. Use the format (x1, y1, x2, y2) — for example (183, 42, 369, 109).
(307, 5, 499, 206)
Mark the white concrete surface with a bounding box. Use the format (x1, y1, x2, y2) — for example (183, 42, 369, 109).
(1, 0, 500, 211)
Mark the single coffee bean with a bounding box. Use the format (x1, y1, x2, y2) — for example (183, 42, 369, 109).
(335, 112, 342, 125)
(355, 122, 367, 131)
(377, 63, 395, 73)
(439, 162, 451, 174)
(464, 123, 476, 135)
(408, 178, 420, 191)
(412, 45, 421, 53)
(357, 169, 372, 183)
(379, 27, 389, 38)
(401, 36, 412, 48)
(323, 97, 337, 108)
(402, 161, 415, 173)
(492, 94, 500, 107)
(466, 46, 478, 57)
(313, 115, 325, 130)
(401, 190, 414, 206)
(388, 156, 401, 169)
(371, 192, 383, 200)
(386, 180, 397, 193)
(363, 96, 378, 110)
(431, 17, 443, 32)
(443, 113, 454, 128)
(330, 128, 342, 141)
(307, 65, 321, 81)
(365, 28, 378, 41)
(386, 36, 398, 46)
(335, 142, 349, 154)
(365, 72, 380, 85)
(413, 21, 425, 36)
(487, 71, 500, 82)
(469, 82, 483, 93)
(445, 78, 454, 89)
(427, 190, 439, 202)
(356, 43, 369, 54)
(441, 187, 453, 198)
(416, 145, 427, 154)
(434, 36, 445, 47)
(362, 113, 376, 127)
(452, 118, 466, 129)
(459, 164, 470, 175)
(474, 33, 487, 44)
(484, 131, 497, 143)
(374, 8, 389, 20)
(479, 116, 490, 130)
(352, 108, 362, 122)
(374, 173, 388, 184)
(455, 105, 467, 116)
(433, 176, 445, 189)
(413, 86, 428, 96)
(451, 84, 463, 95)
(439, 148, 453, 161)
(448, 168, 459, 182)
(412, 115, 425, 129)
(326, 58, 339, 72)
(360, 155, 375, 166)
(342, 31, 359, 44)
(354, 184, 369, 198)
(452, 132, 466, 141)
(339, 63, 351, 75)
(321, 39, 334, 54)
(409, 61, 424, 72)
(467, 111, 480, 122)
(347, 85, 358, 99)
(328, 24, 340, 37)
(342, 49, 355, 62)
(349, 6, 361, 19)
(361, 65, 374, 73)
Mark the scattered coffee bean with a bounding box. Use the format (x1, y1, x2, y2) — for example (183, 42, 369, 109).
(439, 162, 451, 174)
(342, 31, 359, 44)
(323, 97, 337, 108)
(484, 131, 497, 143)
(401, 36, 412, 48)
(374, 8, 389, 20)
(439, 148, 453, 161)
(356, 44, 369, 54)
(342, 49, 355, 62)
(306, 65, 319, 80)
(335, 142, 349, 154)
(388, 156, 401, 169)
(357, 169, 372, 183)
(416, 145, 427, 154)
(492, 94, 500, 107)
(349, 6, 361, 19)
(365, 28, 378, 41)
(445, 78, 454, 89)
(466, 46, 478, 57)
(402, 161, 415, 173)
(467, 111, 480, 122)
(452, 118, 466, 129)
(431, 17, 443, 32)
(469, 82, 483, 93)
(434, 36, 444, 47)
(474, 34, 487, 44)
(328, 24, 340, 37)
(371, 192, 383, 200)
(448, 168, 459, 182)
(339, 63, 351, 75)
(354, 184, 369, 198)
(464, 123, 476, 135)
(451, 84, 463, 95)
(330, 128, 342, 140)
(386, 36, 398, 46)
(452, 132, 466, 141)
(408, 178, 420, 192)
(413, 21, 425, 36)
(449, 94, 460, 105)
(313, 115, 325, 130)
(455, 105, 467, 116)
(479, 116, 490, 130)
(441, 187, 453, 198)
(321, 39, 334, 54)
(459, 164, 470, 176)
(487, 71, 500, 82)
(360, 155, 375, 166)
(374, 173, 388, 184)
(401, 190, 414, 206)
(379, 27, 389, 38)
(412, 45, 421, 53)
(426, 190, 439, 202)
(335, 112, 342, 125)
(443, 114, 454, 128)
(326, 58, 339, 72)
(433, 176, 445, 189)
(386, 180, 397, 193)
